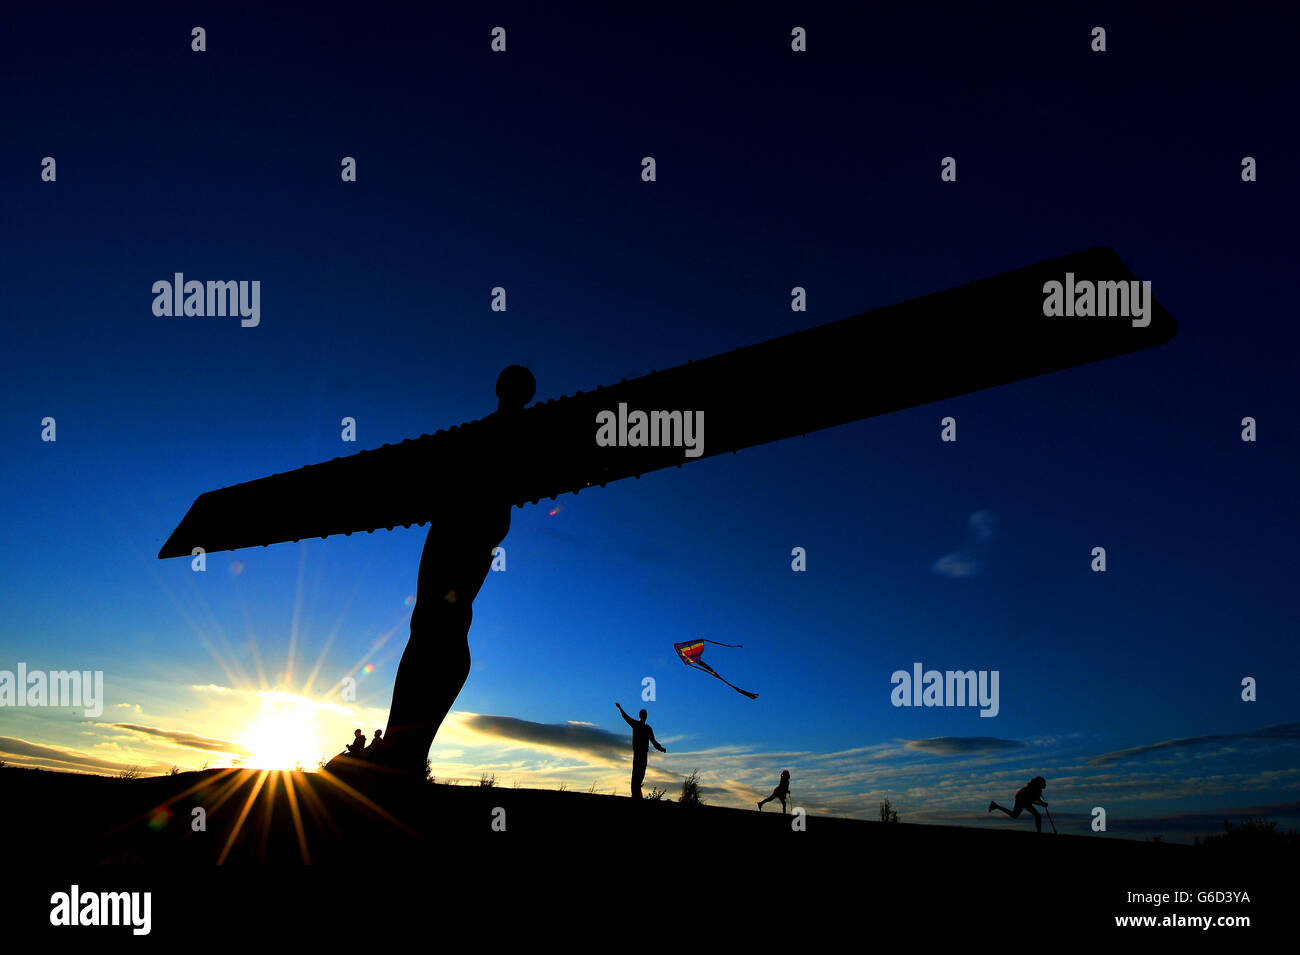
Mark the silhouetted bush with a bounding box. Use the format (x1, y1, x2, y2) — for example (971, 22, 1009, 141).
(680, 769, 704, 805)
(479, 772, 497, 788)
(647, 786, 667, 801)
(1197, 817, 1298, 852)
(880, 799, 899, 823)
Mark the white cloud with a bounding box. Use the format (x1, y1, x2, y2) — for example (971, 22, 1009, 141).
(968, 509, 996, 541)
(932, 552, 979, 577)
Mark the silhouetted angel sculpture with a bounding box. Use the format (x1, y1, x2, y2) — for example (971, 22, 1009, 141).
(362, 366, 535, 778)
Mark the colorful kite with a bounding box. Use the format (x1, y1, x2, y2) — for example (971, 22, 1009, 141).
(674, 639, 758, 699)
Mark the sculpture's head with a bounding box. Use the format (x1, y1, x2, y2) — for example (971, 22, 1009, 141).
(496, 365, 536, 411)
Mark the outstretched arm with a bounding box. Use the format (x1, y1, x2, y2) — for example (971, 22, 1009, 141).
(650, 731, 666, 753)
(616, 703, 636, 729)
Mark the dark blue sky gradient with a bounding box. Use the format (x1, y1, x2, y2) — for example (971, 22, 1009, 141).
(2, 4, 1296, 835)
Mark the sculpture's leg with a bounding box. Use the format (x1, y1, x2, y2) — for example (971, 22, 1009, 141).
(380, 505, 509, 775)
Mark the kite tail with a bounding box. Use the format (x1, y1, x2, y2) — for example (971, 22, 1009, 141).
(702, 667, 758, 700)
(722, 679, 759, 700)
(698, 640, 744, 648)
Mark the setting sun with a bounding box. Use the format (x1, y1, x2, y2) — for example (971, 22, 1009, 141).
(241, 694, 325, 770)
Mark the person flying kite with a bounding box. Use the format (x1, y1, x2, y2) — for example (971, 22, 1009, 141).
(615, 702, 666, 799)
(674, 639, 757, 699)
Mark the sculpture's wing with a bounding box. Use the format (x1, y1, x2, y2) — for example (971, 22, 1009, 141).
(159, 247, 1177, 558)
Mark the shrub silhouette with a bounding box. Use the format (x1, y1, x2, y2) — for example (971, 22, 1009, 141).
(680, 769, 704, 805)
(1197, 817, 1298, 851)
(647, 786, 667, 801)
(880, 799, 899, 823)
(479, 772, 497, 788)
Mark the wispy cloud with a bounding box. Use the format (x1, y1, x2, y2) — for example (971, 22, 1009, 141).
(0, 736, 138, 774)
(1087, 723, 1300, 766)
(932, 509, 996, 576)
(903, 736, 1025, 755)
(461, 714, 629, 762)
(102, 723, 249, 756)
(932, 552, 979, 577)
(968, 509, 996, 541)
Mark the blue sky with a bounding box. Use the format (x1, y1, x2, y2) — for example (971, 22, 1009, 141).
(1, 4, 1297, 841)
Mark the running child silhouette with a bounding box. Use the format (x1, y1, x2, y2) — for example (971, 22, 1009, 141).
(989, 776, 1049, 832)
(757, 770, 791, 813)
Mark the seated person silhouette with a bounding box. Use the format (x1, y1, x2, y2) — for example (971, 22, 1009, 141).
(989, 775, 1049, 832)
(615, 702, 666, 799)
(366, 728, 384, 751)
(346, 729, 367, 757)
(366, 366, 535, 779)
(757, 770, 791, 813)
